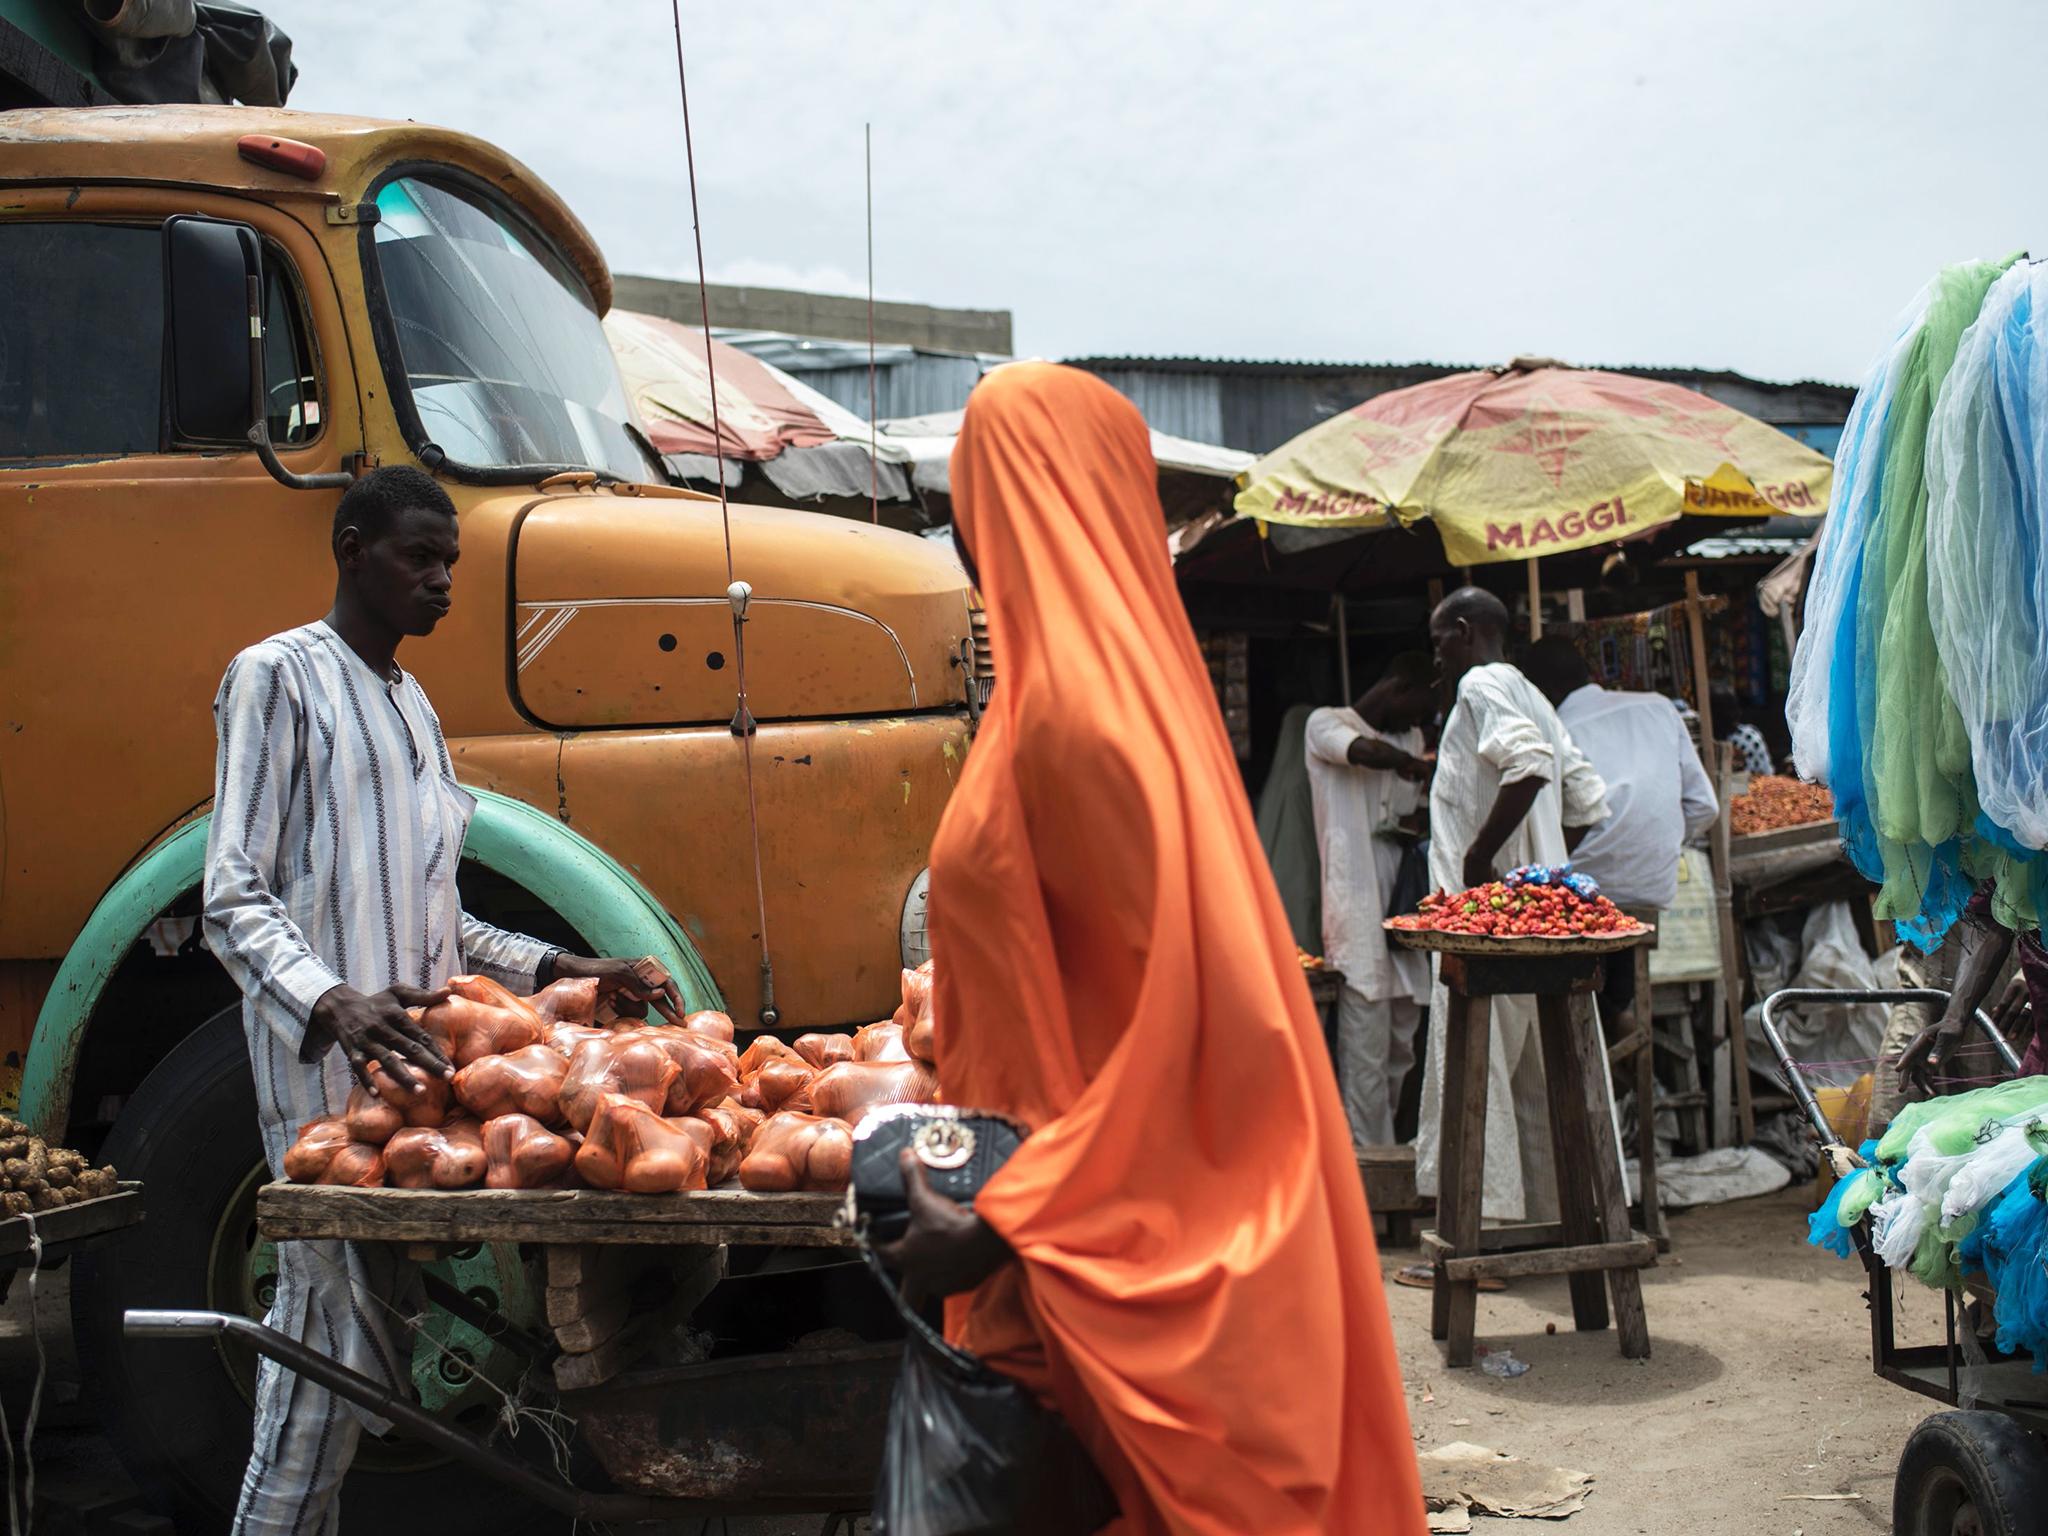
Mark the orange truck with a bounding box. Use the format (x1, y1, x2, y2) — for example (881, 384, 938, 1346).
(0, 106, 979, 1529)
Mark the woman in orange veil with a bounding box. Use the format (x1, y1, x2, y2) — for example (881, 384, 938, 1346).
(893, 363, 1424, 1534)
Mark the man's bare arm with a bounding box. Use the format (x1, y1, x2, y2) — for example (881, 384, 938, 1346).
(1347, 736, 1432, 780)
(1462, 776, 1545, 888)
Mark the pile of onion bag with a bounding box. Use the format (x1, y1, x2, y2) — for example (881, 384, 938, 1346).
(284, 962, 940, 1195)
(1808, 1077, 2048, 1366)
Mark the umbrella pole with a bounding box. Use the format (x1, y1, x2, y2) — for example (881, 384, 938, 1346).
(1526, 558, 1542, 641)
(1684, 570, 1756, 1147)
(1334, 594, 1352, 703)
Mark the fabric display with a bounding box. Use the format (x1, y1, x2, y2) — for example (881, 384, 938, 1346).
(1808, 1077, 2048, 1360)
(1787, 254, 2048, 946)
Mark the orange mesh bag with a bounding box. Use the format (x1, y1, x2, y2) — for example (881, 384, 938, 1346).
(738, 1056, 816, 1115)
(343, 1085, 404, 1146)
(737, 1035, 802, 1076)
(674, 1113, 748, 1186)
(899, 963, 937, 1065)
(683, 1010, 735, 1042)
(792, 1033, 857, 1070)
(809, 1058, 938, 1125)
(558, 1036, 681, 1133)
(524, 976, 600, 1026)
(420, 975, 545, 1067)
(384, 1118, 487, 1190)
(575, 1093, 711, 1193)
(482, 1113, 578, 1190)
(851, 1020, 911, 1063)
(614, 1025, 739, 1117)
(737, 1110, 854, 1193)
(453, 1044, 571, 1125)
(283, 1117, 386, 1186)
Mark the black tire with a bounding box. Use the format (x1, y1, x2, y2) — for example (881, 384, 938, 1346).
(71, 1010, 555, 1535)
(1893, 1411, 2048, 1536)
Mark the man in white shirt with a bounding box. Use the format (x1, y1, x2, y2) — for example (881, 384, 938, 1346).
(1416, 590, 1611, 1223)
(1525, 637, 1719, 906)
(1305, 654, 1438, 1150)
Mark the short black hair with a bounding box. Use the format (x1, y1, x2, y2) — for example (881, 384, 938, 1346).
(1434, 585, 1510, 637)
(333, 464, 456, 550)
(1523, 635, 1592, 699)
(1383, 650, 1435, 689)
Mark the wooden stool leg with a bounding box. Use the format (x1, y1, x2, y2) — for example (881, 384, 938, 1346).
(1536, 994, 1610, 1333)
(1561, 992, 1651, 1358)
(1433, 988, 1492, 1365)
(1632, 947, 1665, 1244)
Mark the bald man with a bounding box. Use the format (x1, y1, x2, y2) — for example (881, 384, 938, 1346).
(1416, 589, 1611, 1224)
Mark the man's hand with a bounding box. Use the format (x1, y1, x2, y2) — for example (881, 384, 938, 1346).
(1462, 849, 1496, 891)
(1992, 972, 2033, 1041)
(1893, 1016, 1966, 1097)
(308, 983, 452, 1097)
(874, 1151, 1013, 1306)
(1395, 750, 1436, 784)
(550, 954, 684, 1024)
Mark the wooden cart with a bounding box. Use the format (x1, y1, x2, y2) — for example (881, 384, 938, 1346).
(154, 1182, 905, 1520)
(0, 1185, 142, 1300)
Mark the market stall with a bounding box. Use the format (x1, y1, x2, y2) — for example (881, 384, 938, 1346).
(1213, 362, 1837, 1191)
(131, 965, 946, 1516)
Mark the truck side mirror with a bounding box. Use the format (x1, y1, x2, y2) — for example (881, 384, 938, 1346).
(163, 216, 263, 445)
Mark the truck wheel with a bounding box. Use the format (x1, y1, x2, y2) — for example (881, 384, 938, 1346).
(1894, 1411, 2048, 1536)
(71, 1010, 555, 1534)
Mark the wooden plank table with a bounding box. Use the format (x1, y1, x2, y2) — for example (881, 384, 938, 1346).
(256, 1182, 853, 1249)
(1391, 930, 1656, 1368)
(0, 1186, 143, 1266)
(258, 1183, 853, 1398)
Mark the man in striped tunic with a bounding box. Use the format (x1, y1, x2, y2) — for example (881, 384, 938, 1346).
(204, 465, 678, 1534)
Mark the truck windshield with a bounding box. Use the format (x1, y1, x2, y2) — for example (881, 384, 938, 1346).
(371, 175, 655, 481)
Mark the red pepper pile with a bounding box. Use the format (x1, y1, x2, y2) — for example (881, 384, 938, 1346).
(1388, 881, 1643, 938)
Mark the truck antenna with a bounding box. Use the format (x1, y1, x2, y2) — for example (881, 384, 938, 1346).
(867, 121, 879, 525)
(671, 1, 778, 1027)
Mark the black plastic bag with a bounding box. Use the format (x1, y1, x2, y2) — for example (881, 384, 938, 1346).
(873, 1317, 1118, 1535)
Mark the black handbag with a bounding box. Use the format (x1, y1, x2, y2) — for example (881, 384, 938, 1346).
(844, 1103, 1032, 1244)
(844, 1106, 1119, 1536)
(1388, 834, 1432, 917)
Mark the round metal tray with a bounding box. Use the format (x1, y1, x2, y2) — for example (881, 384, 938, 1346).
(1384, 923, 1653, 957)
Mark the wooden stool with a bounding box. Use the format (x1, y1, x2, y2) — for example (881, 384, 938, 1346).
(1412, 939, 1656, 1367)
(1604, 908, 1665, 1246)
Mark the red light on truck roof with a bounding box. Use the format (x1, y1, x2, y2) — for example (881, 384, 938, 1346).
(237, 134, 326, 181)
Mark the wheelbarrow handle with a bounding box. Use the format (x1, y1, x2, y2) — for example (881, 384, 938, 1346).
(1758, 988, 2022, 1148)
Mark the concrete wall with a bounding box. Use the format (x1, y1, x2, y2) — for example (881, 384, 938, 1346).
(611, 274, 1013, 356)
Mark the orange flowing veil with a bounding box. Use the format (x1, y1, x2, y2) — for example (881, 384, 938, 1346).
(928, 364, 1424, 1535)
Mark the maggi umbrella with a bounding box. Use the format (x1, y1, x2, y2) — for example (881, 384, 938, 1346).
(1234, 359, 1832, 567)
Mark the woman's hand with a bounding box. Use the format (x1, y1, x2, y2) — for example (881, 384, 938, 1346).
(875, 1150, 1013, 1305)
(548, 954, 684, 1023)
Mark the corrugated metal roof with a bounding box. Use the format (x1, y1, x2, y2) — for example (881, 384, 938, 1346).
(1063, 355, 1856, 396)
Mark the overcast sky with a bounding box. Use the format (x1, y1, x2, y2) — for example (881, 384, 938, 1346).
(269, 1, 2046, 385)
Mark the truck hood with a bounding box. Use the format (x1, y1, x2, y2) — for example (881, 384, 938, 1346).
(508, 490, 973, 728)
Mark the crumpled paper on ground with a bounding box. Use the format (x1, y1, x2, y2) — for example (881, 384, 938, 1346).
(1419, 1442, 1595, 1527)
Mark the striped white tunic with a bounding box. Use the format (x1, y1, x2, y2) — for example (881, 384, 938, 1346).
(203, 620, 552, 1534)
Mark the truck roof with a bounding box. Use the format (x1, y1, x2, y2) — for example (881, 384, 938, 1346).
(0, 104, 613, 311)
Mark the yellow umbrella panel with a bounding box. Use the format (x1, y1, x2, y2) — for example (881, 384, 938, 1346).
(1235, 363, 1832, 568)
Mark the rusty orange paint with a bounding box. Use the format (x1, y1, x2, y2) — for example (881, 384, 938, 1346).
(0, 107, 974, 1039)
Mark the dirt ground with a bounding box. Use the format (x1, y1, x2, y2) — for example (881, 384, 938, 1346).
(0, 1182, 1943, 1533)
(1386, 1182, 1931, 1536)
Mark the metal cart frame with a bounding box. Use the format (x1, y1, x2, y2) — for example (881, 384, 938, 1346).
(1759, 988, 2048, 1534)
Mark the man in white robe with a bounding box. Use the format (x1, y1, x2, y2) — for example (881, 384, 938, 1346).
(1415, 589, 1610, 1224)
(206, 466, 679, 1534)
(1305, 653, 1437, 1149)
